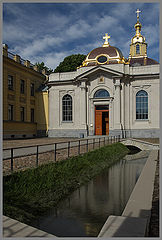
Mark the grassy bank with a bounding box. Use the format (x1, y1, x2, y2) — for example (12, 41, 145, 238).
(4, 142, 129, 224)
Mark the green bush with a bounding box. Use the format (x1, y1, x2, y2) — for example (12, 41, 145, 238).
(3, 142, 128, 224)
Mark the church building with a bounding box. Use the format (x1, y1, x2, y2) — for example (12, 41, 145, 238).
(48, 9, 159, 138)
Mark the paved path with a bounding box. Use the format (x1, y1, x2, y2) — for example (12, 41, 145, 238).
(3, 215, 56, 237)
(3, 137, 106, 160)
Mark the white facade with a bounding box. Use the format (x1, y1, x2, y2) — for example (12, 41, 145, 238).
(48, 63, 159, 138)
(48, 13, 159, 138)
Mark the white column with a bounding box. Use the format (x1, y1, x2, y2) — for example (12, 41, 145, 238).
(114, 78, 121, 129)
(121, 82, 125, 129)
(79, 80, 87, 129)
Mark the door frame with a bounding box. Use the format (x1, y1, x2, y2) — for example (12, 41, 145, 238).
(95, 105, 109, 135)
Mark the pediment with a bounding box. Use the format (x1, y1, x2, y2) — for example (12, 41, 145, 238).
(75, 65, 123, 81)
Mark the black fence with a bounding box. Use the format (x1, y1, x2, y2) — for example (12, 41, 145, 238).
(3, 135, 121, 174)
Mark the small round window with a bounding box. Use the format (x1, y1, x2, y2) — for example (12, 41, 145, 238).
(97, 55, 107, 63)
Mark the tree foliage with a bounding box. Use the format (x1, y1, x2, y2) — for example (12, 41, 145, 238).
(35, 62, 53, 75)
(54, 54, 86, 73)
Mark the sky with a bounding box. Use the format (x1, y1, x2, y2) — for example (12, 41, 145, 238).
(3, 2, 159, 71)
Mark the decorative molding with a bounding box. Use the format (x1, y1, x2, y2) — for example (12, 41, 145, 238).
(59, 90, 74, 97)
(30, 99, 35, 105)
(8, 94, 15, 101)
(132, 85, 151, 93)
(20, 97, 26, 103)
(98, 76, 105, 84)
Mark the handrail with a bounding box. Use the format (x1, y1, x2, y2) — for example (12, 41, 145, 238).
(3, 135, 115, 151)
(3, 135, 121, 174)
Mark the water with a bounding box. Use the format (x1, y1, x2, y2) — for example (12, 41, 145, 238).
(32, 150, 149, 237)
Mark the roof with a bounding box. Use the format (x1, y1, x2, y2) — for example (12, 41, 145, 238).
(87, 46, 123, 59)
(129, 57, 159, 66)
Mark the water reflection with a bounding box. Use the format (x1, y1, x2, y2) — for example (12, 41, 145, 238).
(32, 151, 149, 237)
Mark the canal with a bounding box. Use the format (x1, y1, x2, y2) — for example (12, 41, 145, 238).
(32, 150, 150, 237)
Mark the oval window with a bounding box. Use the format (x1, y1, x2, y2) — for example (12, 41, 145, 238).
(97, 56, 107, 63)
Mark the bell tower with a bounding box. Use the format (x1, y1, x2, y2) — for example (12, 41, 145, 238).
(129, 9, 147, 59)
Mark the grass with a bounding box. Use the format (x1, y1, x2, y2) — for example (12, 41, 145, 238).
(3, 142, 129, 224)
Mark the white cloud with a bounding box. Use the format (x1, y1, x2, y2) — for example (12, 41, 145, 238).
(10, 35, 64, 60)
(142, 24, 159, 46)
(3, 2, 159, 68)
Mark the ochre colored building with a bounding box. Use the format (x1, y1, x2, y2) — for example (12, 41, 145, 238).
(3, 44, 49, 139)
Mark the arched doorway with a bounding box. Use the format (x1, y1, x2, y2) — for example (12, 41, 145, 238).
(94, 89, 110, 135)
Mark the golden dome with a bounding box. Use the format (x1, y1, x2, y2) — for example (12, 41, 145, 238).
(81, 33, 125, 67)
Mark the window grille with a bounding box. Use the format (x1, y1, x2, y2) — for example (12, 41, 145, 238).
(31, 108, 34, 122)
(8, 105, 13, 121)
(94, 89, 110, 98)
(20, 107, 25, 121)
(136, 44, 140, 54)
(62, 94, 72, 121)
(20, 80, 25, 94)
(136, 90, 148, 120)
(31, 83, 34, 96)
(8, 75, 14, 90)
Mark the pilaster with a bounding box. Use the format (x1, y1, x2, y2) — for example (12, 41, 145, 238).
(114, 78, 121, 129)
(79, 79, 87, 129)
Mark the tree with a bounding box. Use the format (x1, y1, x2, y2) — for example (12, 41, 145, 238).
(54, 54, 86, 73)
(35, 62, 53, 75)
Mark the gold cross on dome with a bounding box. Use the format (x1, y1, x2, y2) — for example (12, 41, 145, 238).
(136, 9, 141, 19)
(103, 33, 110, 45)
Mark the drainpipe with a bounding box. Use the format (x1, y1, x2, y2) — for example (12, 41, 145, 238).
(86, 82, 89, 136)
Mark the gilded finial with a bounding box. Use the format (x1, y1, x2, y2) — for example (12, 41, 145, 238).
(103, 33, 110, 47)
(136, 9, 141, 22)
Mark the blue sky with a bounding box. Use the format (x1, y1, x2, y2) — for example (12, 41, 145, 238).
(3, 2, 159, 70)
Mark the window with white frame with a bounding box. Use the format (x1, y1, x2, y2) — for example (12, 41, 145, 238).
(62, 94, 72, 121)
(136, 90, 148, 120)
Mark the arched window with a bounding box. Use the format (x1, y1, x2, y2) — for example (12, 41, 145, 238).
(136, 90, 148, 120)
(94, 89, 110, 98)
(136, 44, 140, 54)
(62, 94, 72, 121)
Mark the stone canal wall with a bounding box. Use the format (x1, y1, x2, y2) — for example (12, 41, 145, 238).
(98, 149, 158, 237)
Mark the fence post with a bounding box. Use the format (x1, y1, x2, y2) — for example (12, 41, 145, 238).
(78, 140, 80, 155)
(36, 145, 39, 167)
(11, 148, 13, 172)
(54, 143, 57, 162)
(93, 138, 95, 149)
(99, 138, 100, 148)
(68, 142, 70, 158)
(87, 139, 88, 152)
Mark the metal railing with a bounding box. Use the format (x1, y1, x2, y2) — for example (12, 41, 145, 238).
(8, 51, 15, 60)
(7, 51, 34, 70)
(3, 135, 121, 174)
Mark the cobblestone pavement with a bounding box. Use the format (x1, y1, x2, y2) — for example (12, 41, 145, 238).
(148, 150, 159, 237)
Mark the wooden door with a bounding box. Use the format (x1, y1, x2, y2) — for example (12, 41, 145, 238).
(95, 111, 102, 135)
(95, 105, 109, 135)
(105, 113, 109, 135)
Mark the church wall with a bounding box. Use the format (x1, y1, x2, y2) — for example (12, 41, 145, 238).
(123, 77, 160, 138)
(48, 83, 88, 138)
